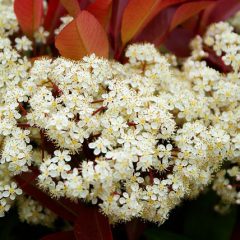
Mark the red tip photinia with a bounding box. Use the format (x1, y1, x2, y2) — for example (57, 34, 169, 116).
(14, 0, 44, 38)
(55, 11, 109, 60)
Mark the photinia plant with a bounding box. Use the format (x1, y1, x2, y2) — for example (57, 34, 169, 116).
(55, 10, 109, 59)
(14, 0, 44, 38)
(2, 0, 239, 240)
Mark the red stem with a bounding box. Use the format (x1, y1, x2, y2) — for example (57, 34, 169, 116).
(50, 81, 62, 95)
(127, 121, 137, 127)
(91, 99, 104, 104)
(17, 123, 31, 128)
(92, 106, 107, 116)
(18, 103, 28, 116)
(40, 129, 45, 160)
(149, 170, 154, 185)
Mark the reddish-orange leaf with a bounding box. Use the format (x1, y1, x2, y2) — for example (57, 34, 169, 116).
(170, 1, 215, 31)
(110, 0, 129, 52)
(43, 0, 66, 43)
(14, 0, 44, 38)
(198, 3, 217, 34)
(14, 171, 78, 222)
(87, 0, 112, 27)
(136, 7, 176, 46)
(55, 10, 109, 60)
(79, 0, 91, 9)
(164, 27, 194, 57)
(60, 0, 81, 17)
(121, 0, 186, 45)
(199, 0, 240, 34)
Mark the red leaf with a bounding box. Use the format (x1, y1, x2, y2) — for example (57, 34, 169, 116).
(135, 7, 176, 45)
(199, 0, 240, 33)
(14, 0, 44, 38)
(15, 170, 113, 240)
(79, 0, 91, 9)
(207, 0, 240, 22)
(87, 0, 112, 27)
(74, 206, 112, 240)
(41, 231, 75, 240)
(60, 0, 81, 17)
(164, 27, 195, 57)
(121, 0, 187, 45)
(14, 171, 79, 222)
(55, 10, 109, 59)
(170, 1, 215, 31)
(109, 0, 129, 54)
(43, 0, 66, 43)
(125, 219, 146, 240)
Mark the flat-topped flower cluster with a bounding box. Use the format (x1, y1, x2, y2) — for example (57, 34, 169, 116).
(0, 0, 239, 226)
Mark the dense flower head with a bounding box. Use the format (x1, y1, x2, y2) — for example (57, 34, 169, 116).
(185, 20, 240, 213)
(0, 0, 239, 226)
(0, 37, 233, 224)
(24, 47, 229, 224)
(0, 0, 18, 38)
(17, 195, 56, 227)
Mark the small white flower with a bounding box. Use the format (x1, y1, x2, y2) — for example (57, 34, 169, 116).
(89, 137, 111, 155)
(51, 150, 71, 162)
(15, 36, 32, 51)
(34, 26, 49, 44)
(2, 182, 22, 200)
(0, 199, 10, 217)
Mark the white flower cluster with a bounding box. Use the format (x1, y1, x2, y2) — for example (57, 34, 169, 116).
(18, 196, 57, 227)
(0, 0, 52, 220)
(0, 0, 18, 37)
(27, 49, 227, 224)
(191, 22, 240, 213)
(0, 38, 235, 224)
(0, 0, 239, 226)
(204, 22, 240, 71)
(0, 163, 22, 217)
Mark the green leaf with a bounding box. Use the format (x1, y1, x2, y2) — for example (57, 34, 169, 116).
(183, 192, 237, 240)
(145, 229, 191, 240)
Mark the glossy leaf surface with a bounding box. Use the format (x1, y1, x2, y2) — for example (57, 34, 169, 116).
(14, 0, 44, 38)
(60, 0, 81, 17)
(121, 0, 186, 45)
(87, 0, 112, 27)
(55, 11, 109, 60)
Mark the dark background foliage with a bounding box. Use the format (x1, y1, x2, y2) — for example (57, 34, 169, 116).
(2, 191, 239, 240)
